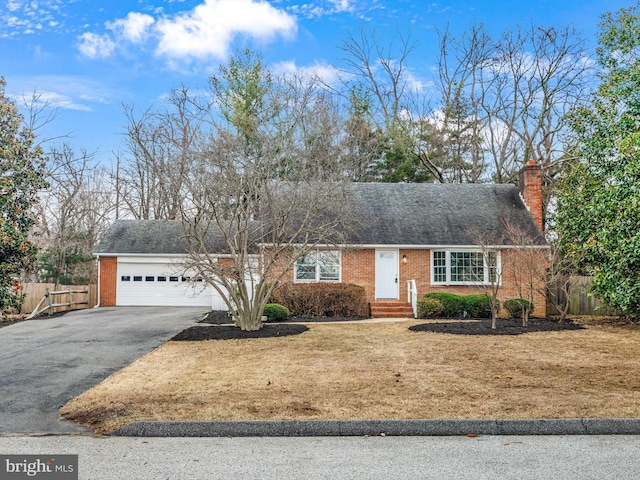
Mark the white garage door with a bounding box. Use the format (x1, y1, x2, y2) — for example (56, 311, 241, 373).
(116, 259, 213, 307)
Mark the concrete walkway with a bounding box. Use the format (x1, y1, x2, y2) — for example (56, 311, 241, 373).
(0, 306, 206, 434)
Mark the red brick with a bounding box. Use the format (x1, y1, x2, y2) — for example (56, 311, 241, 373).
(99, 256, 117, 306)
(519, 160, 544, 232)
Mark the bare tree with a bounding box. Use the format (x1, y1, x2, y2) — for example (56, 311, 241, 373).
(470, 229, 504, 329)
(429, 24, 494, 183)
(503, 222, 548, 327)
(338, 95, 384, 181)
(434, 23, 592, 212)
(544, 242, 579, 322)
(333, 28, 439, 183)
(144, 50, 356, 331)
(20, 90, 71, 147)
(337, 27, 416, 131)
(39, 144, 114, 284)
(118, 88, 206, 220)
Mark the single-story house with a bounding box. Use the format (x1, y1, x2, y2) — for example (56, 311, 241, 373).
(95, 161, 547, 317)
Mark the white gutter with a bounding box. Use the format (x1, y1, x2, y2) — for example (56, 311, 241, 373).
(257, 243, 548, 250)
(94, 255, 101, 308)
(100, 253, 260, 258)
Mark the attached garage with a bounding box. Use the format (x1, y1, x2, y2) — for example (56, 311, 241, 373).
(95, 220, 237, 309)
(115, 256, 212, 307)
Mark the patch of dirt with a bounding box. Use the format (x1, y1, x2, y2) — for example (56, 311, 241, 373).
(0, 310, 70, 328)
(172, 324, 309, 341)
(0, 319, 24, 329)
(200, 310, 369, 324)
(61, 405, 129, 428)
(287, 315, 370, 323)
(570, 315, 640, 330)
(409, 318, 585, 336)
(0, 314, 28, 329)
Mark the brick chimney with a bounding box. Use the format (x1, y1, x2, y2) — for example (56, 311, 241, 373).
(519, 160, 544, 232)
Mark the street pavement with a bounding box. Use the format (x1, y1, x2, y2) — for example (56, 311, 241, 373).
(0, 306, 206, 434)
(0, 434, 639, 479)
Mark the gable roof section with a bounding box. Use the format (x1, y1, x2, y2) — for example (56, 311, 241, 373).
(345, 183, 545, 246)
(95, 183, 545, 255)
(94, 219, 230, 255)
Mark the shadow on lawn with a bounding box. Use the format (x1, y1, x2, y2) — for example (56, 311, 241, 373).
(172, 324, 309, 341)
(409, 318, 585, 336)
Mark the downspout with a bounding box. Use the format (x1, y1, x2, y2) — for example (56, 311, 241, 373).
(94, 255, 101, 308)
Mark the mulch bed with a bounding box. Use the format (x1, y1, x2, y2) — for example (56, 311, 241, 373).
(409, 317, 585, 336)
(172, 324, 309, 341)
(183, 309, 369, 341)
(189, 311, 585, 340)
(200, 310, 369, 325)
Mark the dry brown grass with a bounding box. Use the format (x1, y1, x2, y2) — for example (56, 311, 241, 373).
(61, 319, 640, 433)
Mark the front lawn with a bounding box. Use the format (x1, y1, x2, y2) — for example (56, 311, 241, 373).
(60, 318, 640, 434)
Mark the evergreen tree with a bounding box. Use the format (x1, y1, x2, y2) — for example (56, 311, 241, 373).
(0, 77, 48, 311)
(556, 4, 640, 317)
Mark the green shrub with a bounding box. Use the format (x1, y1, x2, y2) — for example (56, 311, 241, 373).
(263, 303, 290, 322)
(463, 294, 496, 319)
(270, 283, 368, 317)
(503, 298, 535, 318)
(417, 297, 443, 318)
(422, 293, 465, 317)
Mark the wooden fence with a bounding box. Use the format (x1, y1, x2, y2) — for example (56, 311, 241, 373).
(549, 276, 619, 316)
(19, 283, 98, 315)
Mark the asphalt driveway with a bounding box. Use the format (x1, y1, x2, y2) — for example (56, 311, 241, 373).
(0, 306, 207, 434)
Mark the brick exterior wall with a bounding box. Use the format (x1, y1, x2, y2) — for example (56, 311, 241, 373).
(99, 256, 117, 306)
(341, 249, 375, 302)
(101, 247, 547, 316)
(288, 248, 546, 317)
(519, 160, 544, 232)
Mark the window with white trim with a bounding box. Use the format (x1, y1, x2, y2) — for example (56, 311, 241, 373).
(295, 250, 341, 282)
(431, 250, 499, 285)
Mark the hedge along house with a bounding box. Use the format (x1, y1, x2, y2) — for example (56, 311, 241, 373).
(95, 161, 547, 317)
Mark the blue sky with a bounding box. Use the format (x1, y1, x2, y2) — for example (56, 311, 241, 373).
(1, 0, 634, 165)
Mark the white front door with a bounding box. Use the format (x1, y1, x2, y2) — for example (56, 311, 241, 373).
(375, 249, 399, 299)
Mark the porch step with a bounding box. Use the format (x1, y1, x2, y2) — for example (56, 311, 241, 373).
(370, 301, 415, 319)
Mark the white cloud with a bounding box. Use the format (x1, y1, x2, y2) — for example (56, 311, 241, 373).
(32, 91, 93, 111)
(287, 0, 354, 19)
(10, 75, 113, 112)
(76, 0, 297, 67)
(272, 60, 341, 85)
(404, 69, 432, 93)
(77, 32, 116, 59)
(154, 0, 297, 61)
(106, 12, 155, 44)
(0, 0, 66, 36)
(330, 0, 353, 13)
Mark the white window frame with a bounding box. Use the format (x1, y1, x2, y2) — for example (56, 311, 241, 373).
(294, 250, 342, 283)
(430, 249, 501, 286)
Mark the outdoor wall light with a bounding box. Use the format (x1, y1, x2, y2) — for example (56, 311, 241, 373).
(402, 255, 408, 264)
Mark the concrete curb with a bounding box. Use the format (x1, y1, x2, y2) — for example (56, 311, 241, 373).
(111, 418, 640, 437)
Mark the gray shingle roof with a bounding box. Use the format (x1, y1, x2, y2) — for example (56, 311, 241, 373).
(95, 183, 545, 255)
(94, 219, 230, 255)
(345, 183, 545, 246)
